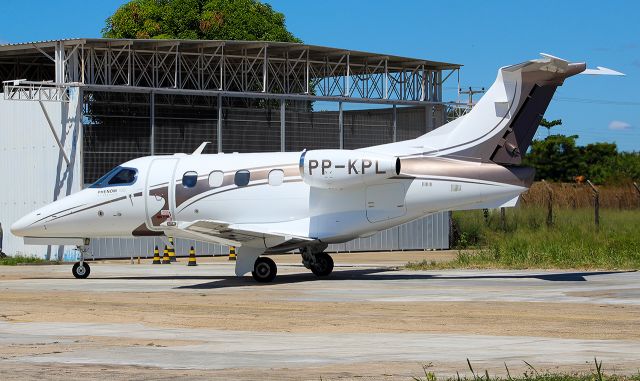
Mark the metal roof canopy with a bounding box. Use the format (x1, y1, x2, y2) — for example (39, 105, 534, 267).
(0, 38, 461, 106)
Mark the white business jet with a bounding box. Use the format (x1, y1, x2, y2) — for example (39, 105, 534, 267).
(11, 54, 622, 281)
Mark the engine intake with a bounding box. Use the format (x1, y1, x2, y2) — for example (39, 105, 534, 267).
(300, 149, 400, 189)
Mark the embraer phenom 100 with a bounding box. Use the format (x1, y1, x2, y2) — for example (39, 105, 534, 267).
(11, 54, 622, 282)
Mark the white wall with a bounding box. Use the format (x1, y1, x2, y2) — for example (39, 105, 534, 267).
(0, 88, 83, 259)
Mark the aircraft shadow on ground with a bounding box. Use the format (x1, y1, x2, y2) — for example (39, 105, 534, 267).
(70, 268, 635, 289)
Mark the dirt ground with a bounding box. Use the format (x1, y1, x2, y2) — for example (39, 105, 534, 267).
(0, 252, 638, 380)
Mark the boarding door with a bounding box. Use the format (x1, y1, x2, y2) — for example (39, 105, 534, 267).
(145, 158, 179, 230)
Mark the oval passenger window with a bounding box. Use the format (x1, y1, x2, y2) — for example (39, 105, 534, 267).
(182, 171, 198, 188)
(208, 171, 224, 187)
(234, 170, 250, 186)
(268, 169, 284, 186)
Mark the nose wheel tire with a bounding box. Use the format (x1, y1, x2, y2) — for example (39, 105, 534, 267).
(252, 257, 277, 283)
(310, 252, 334, 277)
(72, 262, 91, 279)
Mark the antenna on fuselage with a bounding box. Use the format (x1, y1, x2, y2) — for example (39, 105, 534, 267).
(192, 142, 211, 155)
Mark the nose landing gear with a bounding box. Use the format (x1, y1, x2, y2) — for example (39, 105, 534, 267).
(72, 242, 91, 279)
(72, 261, 91, 279)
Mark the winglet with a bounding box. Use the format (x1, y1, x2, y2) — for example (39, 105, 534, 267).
(581, 66, 625, 76)
(192, 142, 211, 155)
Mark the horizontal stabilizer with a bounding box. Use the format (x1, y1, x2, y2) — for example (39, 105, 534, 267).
(581, 66, 625, 76)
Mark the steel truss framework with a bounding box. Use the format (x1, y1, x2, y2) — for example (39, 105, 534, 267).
(0, 39, 466, 160)
(0, 39, 461, 253)
(0, 39, 460, 106)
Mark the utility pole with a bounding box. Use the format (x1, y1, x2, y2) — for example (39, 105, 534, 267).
(459, 86, 485, 109)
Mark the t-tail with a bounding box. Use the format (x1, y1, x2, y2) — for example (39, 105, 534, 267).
(379, 54, 623, 164)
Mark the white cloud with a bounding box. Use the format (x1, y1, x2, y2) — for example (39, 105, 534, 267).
(608, 120, 632, 130)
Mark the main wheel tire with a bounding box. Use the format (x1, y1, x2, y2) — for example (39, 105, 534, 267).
(251, 257, 277, 283)
(72, 262, 91, 279)
(310, 252, 334, 277)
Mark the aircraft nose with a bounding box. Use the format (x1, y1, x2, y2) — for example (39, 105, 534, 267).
(10, 213, 39, 237)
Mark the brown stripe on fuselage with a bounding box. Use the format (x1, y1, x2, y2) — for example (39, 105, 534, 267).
(44, 196, 128, 223)
(177, 178, 302, 213)
(174, 164, 299, 208)
(27, 203, 89, 227)
(132, 223, 164, 236)
(148, 185, 170, 227)
(399, 157, 535, 187)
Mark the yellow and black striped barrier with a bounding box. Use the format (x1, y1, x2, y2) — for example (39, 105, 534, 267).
(152, 246, 161, 264)
(168, 237, 177, 262)
(187, 246, 197, 266)
(229, 246, 236, 261)
(161, 245, 171, 264)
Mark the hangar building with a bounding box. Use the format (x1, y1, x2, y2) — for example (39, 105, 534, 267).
(0, 39, 461, 260)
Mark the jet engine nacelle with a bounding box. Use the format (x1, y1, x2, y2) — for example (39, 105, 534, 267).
(300, 149, 400, 189)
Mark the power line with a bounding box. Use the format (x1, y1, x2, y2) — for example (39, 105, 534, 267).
(444, 91, 640, 107)
(554, 97, 640, 106)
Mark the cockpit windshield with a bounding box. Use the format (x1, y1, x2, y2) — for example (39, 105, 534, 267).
(89, 166, 138, 188)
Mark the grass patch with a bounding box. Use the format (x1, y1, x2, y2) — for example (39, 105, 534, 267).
(0, 255, 55, 266)
(407, 208, 640, 270)
(412, 358, 640, 381)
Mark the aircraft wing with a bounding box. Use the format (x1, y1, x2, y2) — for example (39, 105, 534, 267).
(165, 219, 314, 250)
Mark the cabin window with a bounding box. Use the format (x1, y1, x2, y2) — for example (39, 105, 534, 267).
(208, 171, 224, 187)
(89, 166, 138, 188)
(234, 170, 250, 186)
(182, 171, 198, 188)
(268, 169, 284, 186)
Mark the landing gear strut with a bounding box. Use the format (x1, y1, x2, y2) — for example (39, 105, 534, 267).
(301, 245, 334, 277)
(252, 257, 277, 283)
(72, 243, 91, 279)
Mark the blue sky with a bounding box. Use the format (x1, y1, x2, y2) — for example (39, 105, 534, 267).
(1, 0, 638, 151)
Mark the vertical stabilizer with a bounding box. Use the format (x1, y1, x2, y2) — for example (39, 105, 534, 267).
(413, 54, 587, 164)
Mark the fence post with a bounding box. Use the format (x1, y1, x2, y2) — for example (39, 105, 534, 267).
(587, 180, 600, 229)
(634, 182, 640, 208)
(542, 180, 553, 227)
(500, 207, 506, 232)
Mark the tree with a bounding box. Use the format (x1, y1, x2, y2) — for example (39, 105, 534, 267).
(539, 118, 562, 136)
(524, 133, 639, 184)
(102, 0, 301, 42)
(524, 134, 584, 182)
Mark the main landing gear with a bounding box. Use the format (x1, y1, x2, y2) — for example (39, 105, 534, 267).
(248, 248, 334, 283)
(72, 243, 91, 279)
(301, 245, 334, 278)
(252, 256, 277, 283)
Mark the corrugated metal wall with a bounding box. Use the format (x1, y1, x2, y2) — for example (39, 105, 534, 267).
(85, 211, 449, 260)
(0, 89, 83, 259)
(328, 212, 449, 252)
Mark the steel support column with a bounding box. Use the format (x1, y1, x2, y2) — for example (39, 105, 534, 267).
(338, 101, 344, 149)
(217, 95, 223, 153)
(39, 100, 71, 165)
(392, 104, 397, 142)
(280, 99, 285, 152)
(150, 91, 155, 155)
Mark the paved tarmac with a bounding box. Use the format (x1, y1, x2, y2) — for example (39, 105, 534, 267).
(0, 254, 638, 380)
